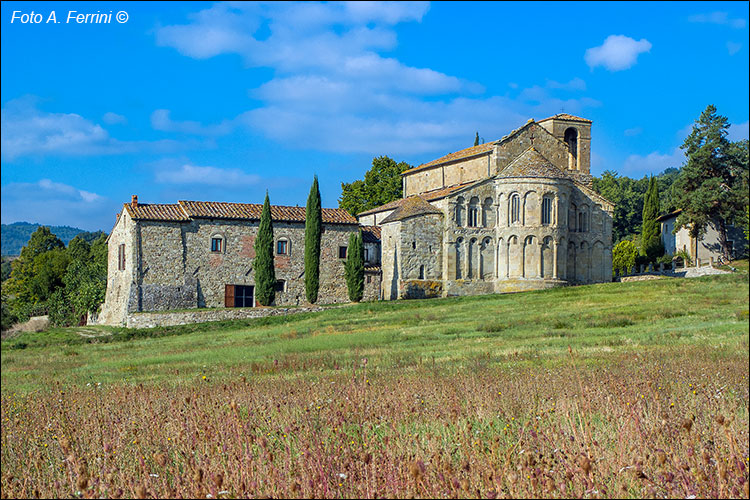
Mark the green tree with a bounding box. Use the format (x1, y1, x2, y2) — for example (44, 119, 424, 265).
(253, 192, 276, 306)
(339, 156, 412, 216)
(6, 227, 66, 306)
(474, 132, 479, 147)
(305, 176, 322, 304)
(612, 240, 638, 276)
(674, 105, 749, 260)
(640, 176, 664, 262)
(344, 230, 364, 302)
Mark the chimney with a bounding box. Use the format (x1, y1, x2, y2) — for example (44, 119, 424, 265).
(131, 195, 138, 208)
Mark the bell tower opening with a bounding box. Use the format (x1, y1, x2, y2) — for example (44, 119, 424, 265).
(564, 127, 578, 170)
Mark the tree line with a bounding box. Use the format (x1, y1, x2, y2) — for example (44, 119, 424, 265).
(1, 228, 107, 330)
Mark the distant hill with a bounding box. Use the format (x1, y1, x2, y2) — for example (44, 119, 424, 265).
(1, 222, 107, 256)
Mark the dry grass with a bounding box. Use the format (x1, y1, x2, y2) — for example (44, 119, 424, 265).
(2, 347, 748, 499)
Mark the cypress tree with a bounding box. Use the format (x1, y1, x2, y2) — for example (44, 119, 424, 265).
(474, 132, 479, 147)
(305, 176, 322, 304)
(254, 192, 275, 306)
(641, 176, 663, 262)
(344, 230, 364, 302)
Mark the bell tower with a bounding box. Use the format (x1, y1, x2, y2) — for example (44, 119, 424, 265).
(537, 114, 591, 174)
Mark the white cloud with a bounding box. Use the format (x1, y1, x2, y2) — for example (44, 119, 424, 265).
(154, 2, 600, 156)
(1, 97, 195, 160)
(155, 163, 261, 186)
(728, 120, 749, 141)
(102, 112, 127, 125)
(622, 149, 686, 176)
(727, 41, 743, 55)
(150, 109, 233, 136)
(585, 35, 652, 71)
(688, 12, 746, 29)
(0, 180, 115, 231)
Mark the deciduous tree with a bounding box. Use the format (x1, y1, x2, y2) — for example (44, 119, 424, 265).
(339, 156, 412, 216)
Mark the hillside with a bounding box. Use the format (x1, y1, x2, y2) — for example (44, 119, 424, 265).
(1, 273, 748, 499)
(0, 222, 105, 255)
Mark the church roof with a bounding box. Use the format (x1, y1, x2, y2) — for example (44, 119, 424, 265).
(379, 196, 442, 224)
(537, 113, 592, 123)
(496, 147, 570, 179)
(124, 200, 357, 224)
(407, 141, 497, 174)
(357, 182, 472, 216)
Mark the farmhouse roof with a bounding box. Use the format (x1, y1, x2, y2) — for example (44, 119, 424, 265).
(361, 225, 381, 243)
(123, 200, 357, 224)
(655, 209, 682, 222)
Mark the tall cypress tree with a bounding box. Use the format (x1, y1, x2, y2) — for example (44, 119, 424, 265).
(344, 230, 364, 302)
(254, 192, 275, 306)
(305, 176, 322, 304)
(641, 176, 663, 262)
(474, 132, 480, 147)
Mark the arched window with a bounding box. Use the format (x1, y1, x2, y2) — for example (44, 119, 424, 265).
(578, 209, 589, 232)
(211, 234, 225, 253)
(468, 197, 480, 227)
(510, 194, 521, 224)
(276, 238, 290, 255)
(482, 197, 494, 227)
(564, 127, 578, 168)
(541, 196, 553, 225)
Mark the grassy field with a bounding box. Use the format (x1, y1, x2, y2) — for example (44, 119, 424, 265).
(1, 271, 748, 498)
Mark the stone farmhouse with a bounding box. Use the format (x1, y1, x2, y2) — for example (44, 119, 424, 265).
(95, 199, 382, 325)
(657, 209, 747, 263)
(95, 113, 614, 324)
(358, 114, 615, 299)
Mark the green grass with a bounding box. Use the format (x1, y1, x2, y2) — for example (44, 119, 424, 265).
(2, 272, 748, 393)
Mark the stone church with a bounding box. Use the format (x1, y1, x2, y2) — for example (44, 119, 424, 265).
(94, 113, 613, 325)
(357, 114, 614, 299)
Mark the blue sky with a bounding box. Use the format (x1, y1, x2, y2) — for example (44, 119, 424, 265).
(1, 1, 748, 231)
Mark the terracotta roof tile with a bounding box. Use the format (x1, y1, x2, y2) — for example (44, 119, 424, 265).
(537, 113, 592, 123)
(364, 265, 382, 273)
(124, 203, 190, 221)
(178, 201, 357, 224)
(380, 196, 442, 224)
(124, 200, 356, 224)
(361, 225, 381, 243)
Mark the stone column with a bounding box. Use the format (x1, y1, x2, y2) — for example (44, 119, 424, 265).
(552, 240, 559, 279)
(554, 194, 560, 226)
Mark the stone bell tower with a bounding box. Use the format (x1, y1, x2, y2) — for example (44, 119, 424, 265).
(538, 114, 591, 175)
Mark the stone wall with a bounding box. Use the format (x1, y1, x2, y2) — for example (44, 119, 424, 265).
(125, 305, 323, 329)
(97, 211, 135, 326)
(494, 123, 570, 175)
(404, 153, 493, 197)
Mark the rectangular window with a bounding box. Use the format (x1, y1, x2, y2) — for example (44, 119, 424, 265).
(211, 238, 223, 253)
(276, 240, 288, 255)
(468, 208, 479, 227)
(273, 280, 286, 292)
(364, 248, 370, 262)
(118, 244, 125, 270)
(339, 246, 347, 259)
(366, 275, 372, 283)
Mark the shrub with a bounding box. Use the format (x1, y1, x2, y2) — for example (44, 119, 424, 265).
(612, 240, 638, 276)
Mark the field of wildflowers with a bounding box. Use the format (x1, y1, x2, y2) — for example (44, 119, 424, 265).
(2, 273, 748, 498)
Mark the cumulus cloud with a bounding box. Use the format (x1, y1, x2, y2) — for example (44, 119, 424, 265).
(154, 2, 600, 156)
(688, 11, 746, 29)
(150, 109, 233, 136)
(155, 163, 261, 186)
(1, 96, 194, 160)
(0, 179, 116, 231)
(585, 35, 652, 71)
